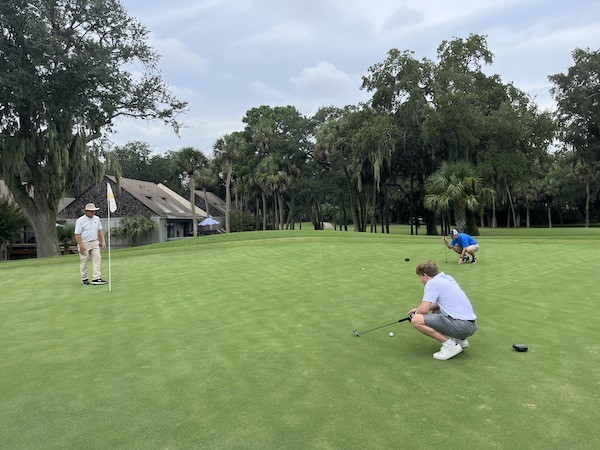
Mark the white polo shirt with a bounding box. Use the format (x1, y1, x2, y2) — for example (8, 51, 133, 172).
(423, 272, 476, 320)
(75, 215, 103, 243)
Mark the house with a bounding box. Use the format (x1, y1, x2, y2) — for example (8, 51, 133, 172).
(58, 175, 212, 247)
(194, 189, 227, 227)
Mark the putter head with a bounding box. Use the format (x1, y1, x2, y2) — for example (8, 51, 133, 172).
(352, 329, 361, 337)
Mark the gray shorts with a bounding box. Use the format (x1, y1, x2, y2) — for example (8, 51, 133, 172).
(423, 314, 478, 340)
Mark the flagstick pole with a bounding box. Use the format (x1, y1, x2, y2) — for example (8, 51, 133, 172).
(108, 205, 112, 292)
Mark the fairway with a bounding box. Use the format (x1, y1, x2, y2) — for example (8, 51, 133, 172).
(1, 228, 599, 448)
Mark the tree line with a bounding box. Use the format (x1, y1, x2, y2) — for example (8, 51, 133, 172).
(1, 1, 599, 257)
(112, 36, 599, 239)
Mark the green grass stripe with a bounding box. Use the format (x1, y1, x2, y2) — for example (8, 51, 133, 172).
(1, 228, 599, 448)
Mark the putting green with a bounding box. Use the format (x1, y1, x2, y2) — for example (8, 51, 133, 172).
(1, 228, 599, 448)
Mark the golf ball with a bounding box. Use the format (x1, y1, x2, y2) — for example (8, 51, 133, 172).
(362, 267, 365, 270)
(389, 332, 394, 337)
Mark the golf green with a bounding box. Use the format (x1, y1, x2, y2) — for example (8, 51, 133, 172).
(1, 228, 599, 448)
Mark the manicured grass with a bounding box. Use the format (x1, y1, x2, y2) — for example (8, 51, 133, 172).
(1, 228, 599, 448)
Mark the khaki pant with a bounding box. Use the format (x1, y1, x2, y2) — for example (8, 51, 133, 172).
(79, 240, 102, 280)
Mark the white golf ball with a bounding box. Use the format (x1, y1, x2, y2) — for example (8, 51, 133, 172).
(362, 267, 365, 270)
(389, 332, 394, 337)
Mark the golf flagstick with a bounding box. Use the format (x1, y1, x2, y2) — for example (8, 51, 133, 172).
(444, 239, 448, 263)
(107, 182, 117, 292)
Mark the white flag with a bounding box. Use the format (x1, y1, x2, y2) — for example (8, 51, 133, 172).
(107, 182, 117, 213)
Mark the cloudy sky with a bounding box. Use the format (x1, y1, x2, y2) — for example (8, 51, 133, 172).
(113, 0, 600, 154)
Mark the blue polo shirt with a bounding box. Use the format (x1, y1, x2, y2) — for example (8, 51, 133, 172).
(450, 233, 477, 248)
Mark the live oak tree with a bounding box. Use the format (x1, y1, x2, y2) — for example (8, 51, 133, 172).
(361, 49, 434, 234)
(550, 48, 600, 227)
(0, 0, 187, 257)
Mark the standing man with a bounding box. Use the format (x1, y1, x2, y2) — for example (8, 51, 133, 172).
(408, 260, 478, 360)
(75, 203, 107, 285)
(443, 228, 479, 264)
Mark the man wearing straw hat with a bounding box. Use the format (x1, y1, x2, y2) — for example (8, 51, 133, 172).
(75, 203, 107, 285)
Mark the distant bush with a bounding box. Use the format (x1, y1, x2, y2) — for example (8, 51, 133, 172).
(0, 198, 27, 246)
(111, 215, 156, 246)
(229, 211, 255, 232)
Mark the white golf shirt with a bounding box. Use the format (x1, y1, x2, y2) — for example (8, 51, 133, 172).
(75, 215, 103, 243)
(423, 272, 476, 320)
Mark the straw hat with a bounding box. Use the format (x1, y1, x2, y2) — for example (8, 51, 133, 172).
(84, 203, 100, 211)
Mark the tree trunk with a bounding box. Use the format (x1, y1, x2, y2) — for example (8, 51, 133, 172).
(506, 186, 517, 228)
(32, 211, 60, 257)
(278, 192, 285, 230)
(190, 176, 197, 237)
(585, 179, 590, 228)
(371, 184, 377, 233)
(225, 163, 232, 233)
(256, 197, 260, 230)
(285, 198, 294, 229)
(261, 191, 267, 230)
(547, 206, 552, 228)
(5, 176, 60, 257)
(272, 194, 278, 230)
(234, 178, 239, 212)
(455, 205, 466, 232)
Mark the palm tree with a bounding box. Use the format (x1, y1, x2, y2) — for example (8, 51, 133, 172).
(572, 159, 600, 228)
(111, 216, 156, 247)
(172, 147, 208, 237)
(255, 155, 286, 229)
(214, 132, 246, 233)
(538, 174, 558, 228)
(513, 179, 540, 228)
(56, 224, 75, 255)
(424, 161, 493, 235)
(194, 165, 219, 219)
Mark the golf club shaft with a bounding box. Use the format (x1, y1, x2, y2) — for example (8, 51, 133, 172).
(356, 317, 410, 335)
(444, 239, 448, 263)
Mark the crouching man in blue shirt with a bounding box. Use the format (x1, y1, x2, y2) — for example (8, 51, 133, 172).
(443, 228, 479, 264)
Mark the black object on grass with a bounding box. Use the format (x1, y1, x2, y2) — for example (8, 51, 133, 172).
(405, 257, 410, 261)
(513, 344, 528, 352)
(353, 316, 411, 337)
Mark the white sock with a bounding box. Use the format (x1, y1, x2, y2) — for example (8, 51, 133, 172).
(443, 339, 456, 346)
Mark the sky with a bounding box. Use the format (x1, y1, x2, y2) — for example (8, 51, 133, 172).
(112, 0, 600, 155)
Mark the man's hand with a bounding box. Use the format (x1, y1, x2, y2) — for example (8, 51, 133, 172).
(101, 241, 107, 249)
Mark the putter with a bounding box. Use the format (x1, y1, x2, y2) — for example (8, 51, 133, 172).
(353, 316, 411, 337)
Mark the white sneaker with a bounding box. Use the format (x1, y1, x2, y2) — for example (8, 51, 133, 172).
(433, 341, 463, 360)
(453, 338, 470, 349)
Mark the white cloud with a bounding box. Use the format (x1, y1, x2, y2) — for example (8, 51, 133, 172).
(290, 62, 355, 100)
(113, 0, 600, 153)
(233, 21, 313, 48)
(247, 81, 288, 103)
(148, 37, 209, 77)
